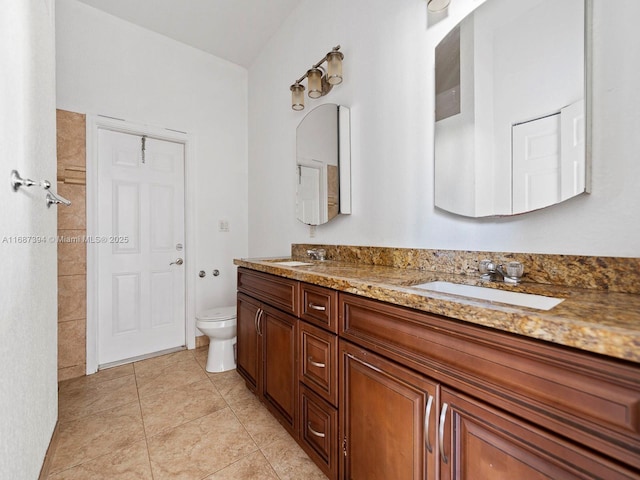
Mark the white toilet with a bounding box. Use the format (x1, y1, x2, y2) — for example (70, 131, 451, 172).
(196, 306, 237, 373)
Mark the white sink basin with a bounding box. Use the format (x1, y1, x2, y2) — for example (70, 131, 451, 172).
(413, 281, 564, 311)
(271, 261, 315, 267)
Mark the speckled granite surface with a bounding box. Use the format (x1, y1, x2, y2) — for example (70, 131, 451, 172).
(292, 244, 640, 294)
(235, 245, 640, 363)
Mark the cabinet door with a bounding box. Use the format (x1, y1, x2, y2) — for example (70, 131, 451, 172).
(236, 293, 260, 391)
(439, 388, 639, 480)
(340, 340, 438, 480)
(261, 304, 298, 433)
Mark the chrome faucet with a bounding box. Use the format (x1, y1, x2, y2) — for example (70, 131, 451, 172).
(307, 248, 326, 261)
(479, 260, 524, 285)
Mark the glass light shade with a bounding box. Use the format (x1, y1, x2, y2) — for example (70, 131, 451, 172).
(290, 83, 305, 111)
(307, 68, 323, 99)
(326, 51, 344, 85)
(428, 0, 451, 12)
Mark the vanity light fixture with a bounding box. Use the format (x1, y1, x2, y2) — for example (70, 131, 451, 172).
(427, 0, 451, 12)
(290, 45, 344, 111)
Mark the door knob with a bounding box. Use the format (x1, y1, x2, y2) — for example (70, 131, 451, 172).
(170, 258, 184, 266)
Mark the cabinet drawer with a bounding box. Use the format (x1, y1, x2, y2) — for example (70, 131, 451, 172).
(300, 321, 338, 407)
(300, 384, 338, 480)
(301, 283, 338, 333)
(237, 268, 298, 316)
(340, 292, 640, 469)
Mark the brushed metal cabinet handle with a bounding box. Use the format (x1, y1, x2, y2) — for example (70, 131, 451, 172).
(424, 394, 434, 453)
(308, 422, 326, 438)
(257, 309, 264, 336)
(439, 402, 449, 464)
(308, 303, 327, 311)
(308, 356, 326, 368)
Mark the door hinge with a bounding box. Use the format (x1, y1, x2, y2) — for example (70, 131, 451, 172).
(342, 435, 347, 457)
(141, 135, 147, 164)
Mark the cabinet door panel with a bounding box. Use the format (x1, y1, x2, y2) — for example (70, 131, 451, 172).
(236, 293, 260, 390)
(340, 340, 438, 480)
(262, 305, 297, 432)
(440, 388, 639, 480)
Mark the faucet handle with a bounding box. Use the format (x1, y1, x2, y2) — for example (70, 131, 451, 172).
(478, 259, 494, 275)
(307, 248, 327, 261)
(505, 261, 524, 279)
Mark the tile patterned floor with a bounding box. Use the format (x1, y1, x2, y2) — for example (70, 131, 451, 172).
(49, 348, 328, 479)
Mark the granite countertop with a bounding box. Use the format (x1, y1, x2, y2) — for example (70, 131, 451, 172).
(234, 257, 640, 364)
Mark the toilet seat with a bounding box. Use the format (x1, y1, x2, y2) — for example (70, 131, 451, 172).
(197, 306, 236, 322)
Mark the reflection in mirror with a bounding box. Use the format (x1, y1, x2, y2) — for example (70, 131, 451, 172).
(434, 0, 590, 217)
(296, 104, 351, 225)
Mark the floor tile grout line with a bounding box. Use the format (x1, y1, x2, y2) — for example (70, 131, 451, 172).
(56, 373, 139, 425)
(133, 362, 156, 480)
(46, 399, 146, 477)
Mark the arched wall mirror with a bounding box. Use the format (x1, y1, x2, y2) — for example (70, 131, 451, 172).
(296, 103, 351, 225)
(434, 0, 591, 217)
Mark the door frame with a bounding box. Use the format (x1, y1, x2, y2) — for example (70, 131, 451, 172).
(85, 114, 196, 374)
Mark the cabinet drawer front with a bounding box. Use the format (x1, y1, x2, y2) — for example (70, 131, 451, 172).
(300, 321, 338, 407)
(301, 283, 338, 333)
(237, 268, 298, 315)
(340, 292, 640, 469)
(300, 385, 338, 479)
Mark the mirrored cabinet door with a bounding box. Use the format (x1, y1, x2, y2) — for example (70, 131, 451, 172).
(434, 0, 590, 218)
(296, 104, 351, 226)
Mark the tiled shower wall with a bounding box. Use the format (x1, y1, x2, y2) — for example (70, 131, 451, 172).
(56, 110, 87, 381)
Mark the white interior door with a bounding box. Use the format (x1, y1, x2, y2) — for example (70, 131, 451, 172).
(560, 99, 586, 201)
(512, 114, 561, 214)
(97, 129, 186, 366)
(297, 164, 322, 225)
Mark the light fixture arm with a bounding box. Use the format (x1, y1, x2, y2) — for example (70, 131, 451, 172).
(293, 45, 341, 85)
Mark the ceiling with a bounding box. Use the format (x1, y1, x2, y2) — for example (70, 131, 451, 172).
(74, 0, 303, 67)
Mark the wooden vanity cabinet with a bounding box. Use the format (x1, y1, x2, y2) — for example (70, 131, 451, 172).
(237, 269, 298, 435)
(339, 292, 640, 480)
(237, 268, 640, 480)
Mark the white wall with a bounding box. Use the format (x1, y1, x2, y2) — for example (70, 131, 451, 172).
(0, 1, 58, 477)
(248, 0, 640, 258)
(56, 0, 249, 322)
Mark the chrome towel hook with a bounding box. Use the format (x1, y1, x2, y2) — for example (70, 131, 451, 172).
(45, 191, 72, 208)
(10, 170, 36, 191)
(10, 169, 72, 208)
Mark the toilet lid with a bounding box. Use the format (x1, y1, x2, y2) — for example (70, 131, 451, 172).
(197, 306, 236, 322)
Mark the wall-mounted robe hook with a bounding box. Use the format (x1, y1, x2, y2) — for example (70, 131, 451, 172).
(10, 170, 36, 191)
(45, 191, 72, 208)
(11, 170, 72, 207)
